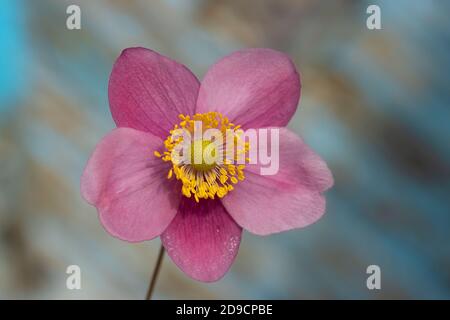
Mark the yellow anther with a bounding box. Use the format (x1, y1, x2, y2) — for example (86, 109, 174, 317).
(155, 112, 249, 201)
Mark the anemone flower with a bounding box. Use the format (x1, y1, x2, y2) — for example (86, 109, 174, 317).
(81, 47, 333, 286)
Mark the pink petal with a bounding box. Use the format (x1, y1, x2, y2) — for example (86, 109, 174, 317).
(109, 47, 200, 138)
(196, 48, 301, 129)
(222, 128, 333, 236)
(81, 127, 180, 242)
(161, 198, 242, 282)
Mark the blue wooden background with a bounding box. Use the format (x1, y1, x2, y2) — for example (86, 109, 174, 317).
(0, 0, 449, 299)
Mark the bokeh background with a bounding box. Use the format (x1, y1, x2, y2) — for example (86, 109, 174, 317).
(1, 0, 449, 299)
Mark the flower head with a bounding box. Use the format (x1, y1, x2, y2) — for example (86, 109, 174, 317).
(81, 47, 333, 282)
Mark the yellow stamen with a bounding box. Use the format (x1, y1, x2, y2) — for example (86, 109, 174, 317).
(155, 112, 250, 201)
(154, 151, 162, 157)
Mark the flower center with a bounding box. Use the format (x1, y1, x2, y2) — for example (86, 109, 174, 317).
(154, 112, 249, 202)
(189, 139, 217, 172)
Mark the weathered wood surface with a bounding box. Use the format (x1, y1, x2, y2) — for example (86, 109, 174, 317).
(0, 0, 449, 299)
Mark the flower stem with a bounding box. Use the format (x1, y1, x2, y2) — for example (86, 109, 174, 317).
(145, 243, 165, 300)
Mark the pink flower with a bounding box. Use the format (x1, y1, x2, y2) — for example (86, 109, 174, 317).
(81, 47, 333, 282)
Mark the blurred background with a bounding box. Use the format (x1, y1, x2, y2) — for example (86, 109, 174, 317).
(0, 0, 449, 299)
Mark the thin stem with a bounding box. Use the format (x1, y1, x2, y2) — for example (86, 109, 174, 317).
(145, 243, 165, 300)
